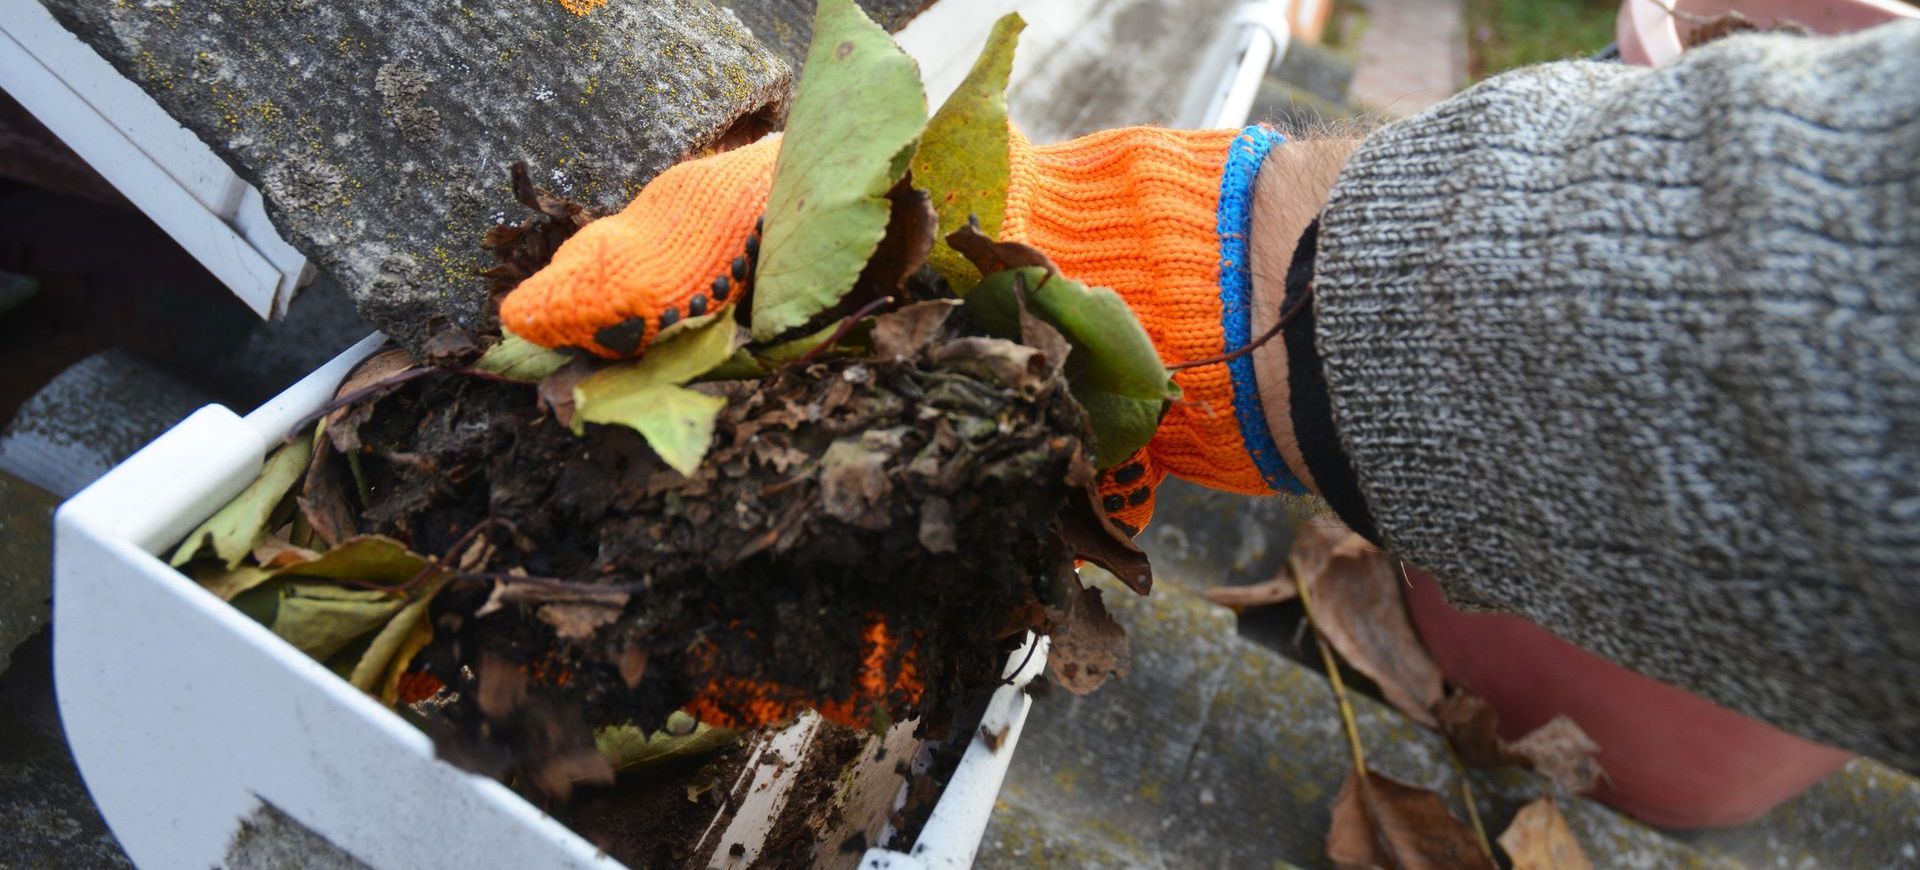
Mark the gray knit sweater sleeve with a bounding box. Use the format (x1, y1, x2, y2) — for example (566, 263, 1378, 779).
(1313, 21, 1920, 767)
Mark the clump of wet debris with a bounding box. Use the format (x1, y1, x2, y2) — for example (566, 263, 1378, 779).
(296, 164, 1147, 800)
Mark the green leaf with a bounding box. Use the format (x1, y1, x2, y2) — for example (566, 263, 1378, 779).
(751, 0, 927, 341)
(189, 562, 278, 601)
(574, 314, 739, 475)
(272, 584, 406, 662)
(588, 385, 728, 477)
(650, 307, 728, 347)
(576, 313, 740, 411)
(701, 349, 769, 381)
(1074, 390, 1168, 469)
(378, 614, 436, 705)
(753, 318, 874, 365)
(229, 578, 287, 627)
(475, 330, 572, 382)
(967, 267, 1177, 466)
(913, 13, 1023, 292)
(275, 535, 431, 586)
(349, 576, 447, 700)
(171, 435, 315, 569)
(595, 714, 738, 772)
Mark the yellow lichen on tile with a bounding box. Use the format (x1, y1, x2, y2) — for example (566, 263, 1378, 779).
(556, 0, 609, 15)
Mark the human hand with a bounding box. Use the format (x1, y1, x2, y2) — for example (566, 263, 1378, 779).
(499, 126, 1357, 534)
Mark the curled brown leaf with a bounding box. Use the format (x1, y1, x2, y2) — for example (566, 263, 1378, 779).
(1327, 769, 1497, 870)
(1055, 482, 1152, 595)
(1295, 519, 1443, 727)
(325, 348, 419, 454)
(1438, 688, 1606, 795)
(945, 217, 1057, 277)
(1045, 580, 1131, 694)
(1498, 797, 1593, 870)
(870, 299, 961, 360)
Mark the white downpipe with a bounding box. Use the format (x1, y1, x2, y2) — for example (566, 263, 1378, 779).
(1211, 2, 1296, 128)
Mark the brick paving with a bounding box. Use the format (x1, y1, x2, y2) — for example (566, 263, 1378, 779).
(1347, 0, 1470, 115)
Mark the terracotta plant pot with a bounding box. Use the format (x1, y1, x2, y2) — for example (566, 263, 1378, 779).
(1616, 0, 1917, 66)
(1405, 567, 1852, 828)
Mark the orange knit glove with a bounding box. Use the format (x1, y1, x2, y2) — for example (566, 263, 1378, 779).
(501, 125, 1304, 532)
(500, 135, 779, 356)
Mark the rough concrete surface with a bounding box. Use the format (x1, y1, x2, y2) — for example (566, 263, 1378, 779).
(977, 569, 1725, 868)
(976, 480, 1920, 867)
(0, 350, 210, 498)
(717, 0, 933, 69)
(39, 0, 792, 353)
(224, 802, 371, 870)
(0, 472, 56, 676)
(0, 632, 130, 869)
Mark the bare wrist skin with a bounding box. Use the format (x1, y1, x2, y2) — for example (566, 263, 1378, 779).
(1248, 138, 1360, 496)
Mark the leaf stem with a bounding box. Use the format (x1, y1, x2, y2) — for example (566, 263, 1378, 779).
(401, 518, 497, 593)
(794, 295, 895, 365)
(1167, 284, 1314, 373)
(1296, 557, 1368, 776)
(1449, 747, 1497, 863)
(285, 365, 524, 442)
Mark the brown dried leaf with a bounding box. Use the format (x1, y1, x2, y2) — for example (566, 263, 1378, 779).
(928, 337, 1049, 398)
(1438, 689, 1606, 795)
(1015, 291, 1072, 382)
(1498, 797, 1592, 870)
(1510, 717, 1605, 795)
(871, 299, 961, 360)
(1298, 520, 1443, 727)
(851, 178, 939, 299)
(1437, 689, 1524, 769)
(1056, 482, 1152, 595)
(484, 163, 594, 307)
(537, 358, 595, 429)
(1045, 582, 1130, 694)
(819, 435, 894, 530)
(1290, 517, 1347, 587)
(422, 323, 481, 366)
(252, 534, 319, 570)
(538, 601, 626, 640)
(945, 217, 1057, 278)
(297, 435, 358, 547)
(325, 348, 419, 454)
(1202, 573, 1298, 610)
(1327, 769, 1497, 870)
(510, 161, 593, 225)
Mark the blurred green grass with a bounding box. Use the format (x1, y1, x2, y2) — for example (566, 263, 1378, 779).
(1467, 0, 1619, 78)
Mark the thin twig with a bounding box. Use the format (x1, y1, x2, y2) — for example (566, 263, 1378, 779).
(285, 365, 524, 442)
(795, 295, 896, 365)
(1449, 747, 1497, 863)
(451, 570, 650, 595)
(1639, 0, 1718, 26)
(1167, 284, 1315, 372)
(400, 518, 498, 593)
(1002, 634, 1043, 685)
(1296, 558, 1368, 775)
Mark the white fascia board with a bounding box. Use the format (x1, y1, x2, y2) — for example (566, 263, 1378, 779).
(0, 1, 309, 319)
